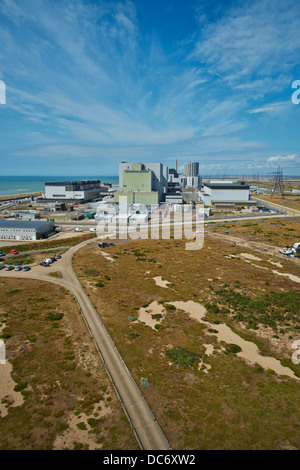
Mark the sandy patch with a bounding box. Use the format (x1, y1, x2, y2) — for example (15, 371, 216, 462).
(198, 360, 212, 373)
(250, 263, 268, 270)
(0, 361, 24, 418)
(212, 322, 299, 380)
(203, 344, 214, 356)
(0, 339, 5, 364)
(168, 300, 299, 381)
(153, 276, 171, 288)
(138, 302, 166, 330)
(169, 301, 207, 324)
(53, 403, 111, 450)
(198, 344, 214, 374)
(240, 252, 262, 261)
(272, 270, 300, 284)
(268, 260, 283, 268)
(99, 250, 115, 262)
(228, 253, 282, 272)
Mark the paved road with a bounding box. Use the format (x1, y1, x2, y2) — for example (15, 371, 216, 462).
(253, 197, 300, 216)
(0, 238, 171, 450)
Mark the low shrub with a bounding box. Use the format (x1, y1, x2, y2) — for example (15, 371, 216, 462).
(225, 344, 242, 354)
(166, 346, 199, 367)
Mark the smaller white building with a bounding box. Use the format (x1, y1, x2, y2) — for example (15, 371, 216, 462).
(199, 181, 250, 206)
(0, 220, 55, 241)
(129, 213, 149, 223)
(44, 180, 101, 202)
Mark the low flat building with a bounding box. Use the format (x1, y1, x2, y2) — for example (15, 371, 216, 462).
(199, 181, 250, 206)
(165, 194, 183, 204)
(0, 220, 55, 241)
(42, 180, 102, 203)
(20, 212, 41, 220)
(129, 213, 149, 224)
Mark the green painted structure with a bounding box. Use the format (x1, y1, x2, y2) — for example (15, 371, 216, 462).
(114, 191, 159, 205)
(123, 169, 152, 192)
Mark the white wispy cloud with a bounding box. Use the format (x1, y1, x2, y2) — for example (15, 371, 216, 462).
(267, 154, 299, 163)
(191, 0, 300, 89)
(0, 0, 299, 174)
(247, 102, 288, 114)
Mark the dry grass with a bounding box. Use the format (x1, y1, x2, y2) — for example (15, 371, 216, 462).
(0, 232, 96, 255)
(207, 218, 300, 251)
(0, 278, 138, 450)
(72, 234, 300, 450)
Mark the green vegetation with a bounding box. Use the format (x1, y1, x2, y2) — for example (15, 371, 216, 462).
(87, 418, 99, 428)
(76, 422, 86, 431)
(48, 272, 62, 278)
(166, 347, 199, 367)
(225, 344, 242, 354)
(0, 279, 138, 451)
(2, 232, 96, 255)
(47, 312, 64, 321)
(128, 332, 139, 339)
(13, 382, 28, 392)
(72, 235, 300, 450)
(214, 289, 300, 330)
(84, 269, 100, 277)
(5, 254, 34, 266)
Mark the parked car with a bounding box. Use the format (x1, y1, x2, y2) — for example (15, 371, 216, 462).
(50, 257, 56, 262)
(15, 266, 22, 271)
(55, 254, 61, 259)
(10, 249, 18, 254)
(0, 258, 4, 262)
(109, 243, 115, 246)
(5, 266, 14, 271)
(0, 251, 5, 256)
(90, 228, 97, 232)
(22, 266, 31, 271)
(75, 228, 83, 232)
(0, 264, 5, 270)
(39, 262, 46, 267)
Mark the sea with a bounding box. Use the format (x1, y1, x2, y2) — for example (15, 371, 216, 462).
(0, 176, 119, 197)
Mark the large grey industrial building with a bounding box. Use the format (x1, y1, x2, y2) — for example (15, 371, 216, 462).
(115, 162, 168, 204)
(0, 220, 55, 241)
(168, 161, 201, 189)
(42, 180, 103, 203)
(199, 180, 250, 206)
(184, 162, 199, 177)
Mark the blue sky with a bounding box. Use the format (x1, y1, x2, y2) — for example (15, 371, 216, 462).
(0, 0, 300, 176)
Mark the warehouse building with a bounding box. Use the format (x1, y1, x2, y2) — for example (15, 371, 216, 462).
(21, 212, 41, 220)
(199, 180, 250, 206)
(42, 180, 102, 203)
(0, 220, 55, 241)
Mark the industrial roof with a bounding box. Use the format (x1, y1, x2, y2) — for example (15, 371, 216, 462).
(45, 180, 100, 186)
(0, 220, 54, 229)
(204, 183, 249, 190)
